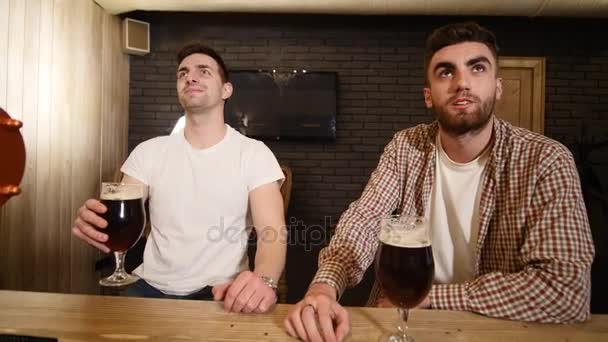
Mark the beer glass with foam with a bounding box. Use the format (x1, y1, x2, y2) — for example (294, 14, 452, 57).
(375, 215, 434, 342)
(97, 182, 146, 287)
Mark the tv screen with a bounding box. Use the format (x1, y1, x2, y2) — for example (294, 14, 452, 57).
(224, 70, 337, 140)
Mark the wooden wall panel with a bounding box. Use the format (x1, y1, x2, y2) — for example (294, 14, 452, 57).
(34, 0, 55, 291)
(1, 0, 27, 290)
(0, 0, 9, 106)
(50, 0, 76, 293)
(69, 0, 104, 294)
(101, 14, 130, 183)
(0, 0, 129, 294)
(21, 0, 43, 291)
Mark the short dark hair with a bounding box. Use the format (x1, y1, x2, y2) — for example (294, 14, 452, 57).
(176, 42, 229, 82)
(424, 22, 499, 83)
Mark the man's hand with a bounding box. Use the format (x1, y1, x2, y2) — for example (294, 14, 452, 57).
(212, 270, 277, 314)
(284, 283, 350, 342)
(71, 199, 110, 253)
(376, 295, 394, 308)
(416, 295, 431, 309)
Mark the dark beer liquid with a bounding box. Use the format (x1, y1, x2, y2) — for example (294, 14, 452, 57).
(375, 243, 434, 308)
(99, 199, 144, 252)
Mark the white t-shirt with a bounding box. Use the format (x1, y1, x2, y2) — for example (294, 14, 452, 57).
(171, 116, 185, 134)
(429, 135, 489, 284)
(121, 124, 284, 295)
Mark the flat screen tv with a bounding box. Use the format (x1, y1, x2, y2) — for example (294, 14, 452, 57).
(224, 70, 337, 141)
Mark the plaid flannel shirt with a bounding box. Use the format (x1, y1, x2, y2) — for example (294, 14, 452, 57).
(312, 118, 595, 323)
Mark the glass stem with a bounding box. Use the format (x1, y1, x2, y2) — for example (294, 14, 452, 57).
(397, 307, 410, 340)
(113, 251, 126, 274)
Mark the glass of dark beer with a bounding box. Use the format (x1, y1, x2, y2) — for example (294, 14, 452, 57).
(375, 215, 434, 342)
(97, 182, 146, 287)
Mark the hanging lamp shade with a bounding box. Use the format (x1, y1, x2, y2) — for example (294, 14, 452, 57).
(0, 107, 25, 207)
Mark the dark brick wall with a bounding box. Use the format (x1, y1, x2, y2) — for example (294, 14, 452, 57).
(126, 13, 608, 305)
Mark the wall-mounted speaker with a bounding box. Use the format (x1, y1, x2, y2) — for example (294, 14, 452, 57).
(122, 18, 150, 55)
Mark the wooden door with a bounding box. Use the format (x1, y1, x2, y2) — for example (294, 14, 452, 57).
(496, 57, 546, 134)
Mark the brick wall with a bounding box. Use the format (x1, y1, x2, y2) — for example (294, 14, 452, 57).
(127, 13, 608, 305)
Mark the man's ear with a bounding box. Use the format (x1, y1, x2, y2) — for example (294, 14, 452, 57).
(423, 88, 433, 109)
(222, 82, 233, 100)
(495, 77, 503, 101)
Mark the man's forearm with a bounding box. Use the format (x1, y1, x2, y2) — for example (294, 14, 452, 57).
(253, 226, 286, 282)
(310, 261, 349, 299)
(429, 266, 591, 323)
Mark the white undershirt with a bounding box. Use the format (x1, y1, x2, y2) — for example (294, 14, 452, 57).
(429, 135, 490, 284)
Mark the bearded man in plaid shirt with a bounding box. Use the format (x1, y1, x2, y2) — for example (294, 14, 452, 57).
(285, 21, 595, 342)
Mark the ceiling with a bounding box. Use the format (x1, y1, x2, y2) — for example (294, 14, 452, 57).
(94, 0, 608, 17)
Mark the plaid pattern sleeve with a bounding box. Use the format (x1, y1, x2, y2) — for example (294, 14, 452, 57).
(311, 134, 405, 296)
(429, 138, 595, 323)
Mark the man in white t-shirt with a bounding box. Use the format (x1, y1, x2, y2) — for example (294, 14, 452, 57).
(72, 43, 286, 314)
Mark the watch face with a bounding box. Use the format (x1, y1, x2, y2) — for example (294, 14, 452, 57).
(260, 276, 278, 289)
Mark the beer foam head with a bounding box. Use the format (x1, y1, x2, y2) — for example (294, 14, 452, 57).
(379, 216, 430, 247)
(101, 183, 143, 200)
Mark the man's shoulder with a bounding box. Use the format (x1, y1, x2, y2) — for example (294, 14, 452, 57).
(497, 120, 574, 172)
(131, 134, 175, 154)
(228, 127, 268, 153)
(501, 121, 571, 158)
(392, 121, 437, 148)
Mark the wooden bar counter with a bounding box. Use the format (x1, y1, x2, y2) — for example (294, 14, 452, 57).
(1, 290, 606, 341)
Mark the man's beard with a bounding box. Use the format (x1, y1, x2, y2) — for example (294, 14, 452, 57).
(433, 92, 496, 136)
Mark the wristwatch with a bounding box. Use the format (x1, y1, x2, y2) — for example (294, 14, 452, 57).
(260, 275, 278, 293)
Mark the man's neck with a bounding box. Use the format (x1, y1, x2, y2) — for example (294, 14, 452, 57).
(183, 108, 226, 149)
(438, 117, 494, 163)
